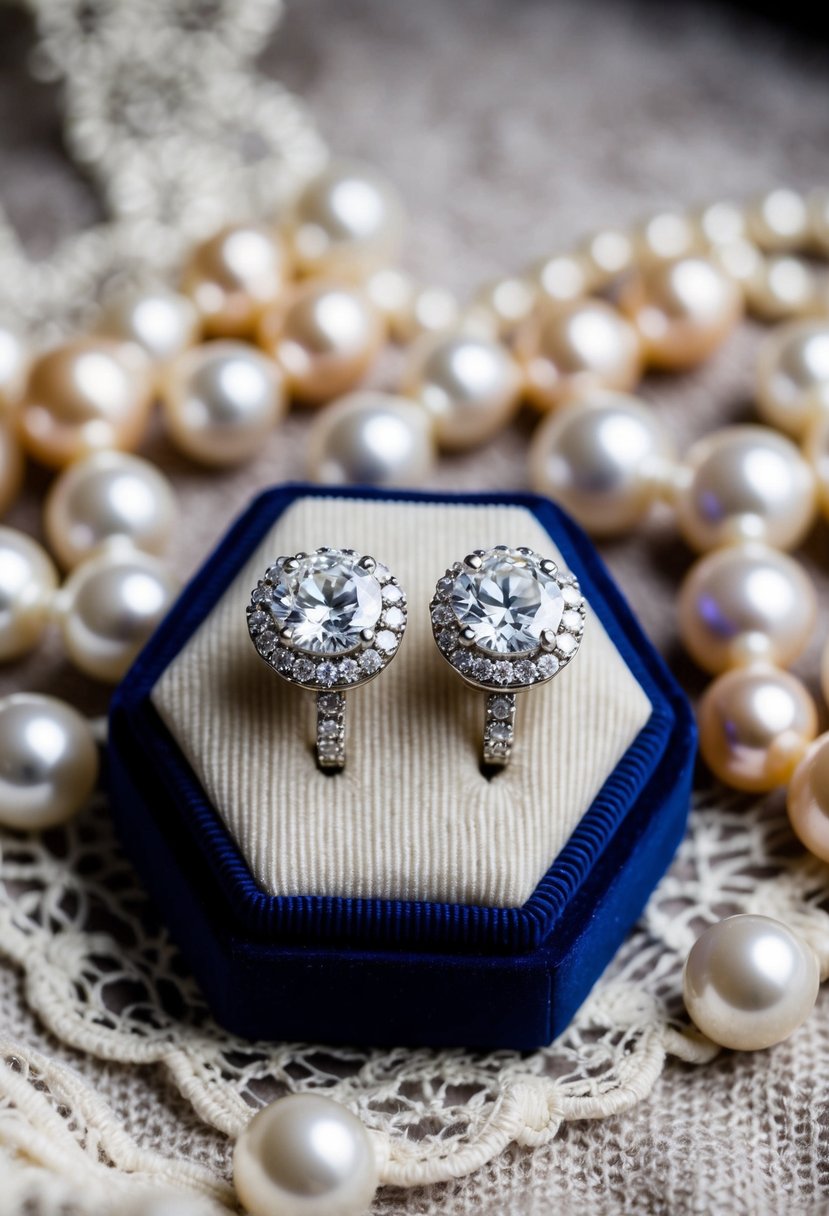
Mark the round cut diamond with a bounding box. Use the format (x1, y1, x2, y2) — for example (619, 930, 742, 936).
(293, 658, 316, 682)
(514, 659, 537, 683)
(339, 658, 360, 682)
(316, 661, 339, 686)
(269, 550, 383, 654)
(359, 649, 382, 674)
(255, 630, 277, 656)
(537, 653, 560, 679)
(449, 549, 564, 655)
(490, 697, 512, 719)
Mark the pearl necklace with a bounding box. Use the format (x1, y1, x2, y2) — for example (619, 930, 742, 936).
(3, 168, 829, 1213)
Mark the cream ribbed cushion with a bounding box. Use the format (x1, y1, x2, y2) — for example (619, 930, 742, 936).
(152, 496, 651, 907)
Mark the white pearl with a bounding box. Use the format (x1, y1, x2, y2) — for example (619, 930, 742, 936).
(528, 391, 674, 535)
(698, 666, 816, 792)
(0, 421, 23, 516)
(745, 255, 818, 321)
(464, 276, 538, 345)
(233, 1094, 378, 1216)
(0, 527, 58, 660)
(747, 188, 809, 252)
(674, 426, 816, 552)
(44, 451, 177, 570)
(805, 411, 829, 520)
(756, 320, 829, 438)
(634, 211, 695, 263)
(578, 228, 635, 284)
(56, 549, 179, 683)
(160, 342, 286, 466)
(307, 391, 435, 487)
(403, 333, 523, 450)
(531, 252, 594, 309)
(0, 323, 28, 414)
(693, 201, 747, 249)
(99, 287, 201, 365)
(0, 693, 98, 830)
(391, 284, 460, 344)
(788, 732, 829, 863)
(289, 159, 405, 278)
(683, 914, 819, 1051)
(678, 543, 816, 674)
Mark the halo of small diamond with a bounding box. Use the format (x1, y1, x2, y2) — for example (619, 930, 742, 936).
(430, 545, 586, 690)
(247, 547, 407, 691)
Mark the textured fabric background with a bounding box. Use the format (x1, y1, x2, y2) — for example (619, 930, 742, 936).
(2, 0, 829, 1212)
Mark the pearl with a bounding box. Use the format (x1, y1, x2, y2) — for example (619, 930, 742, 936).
(528, 391, 674, 535)
(578, 228, 635, 284)
(44, 451, 177, 569)
(747, 188, 809, 252)
(531, 253, 594, 309)
(288, 159, 405, 279)
(698, 666, 817, 792)
(756, 320, 829, 438)
(0, 527, 58, 660)
(519, 298, 642, 412)
(99, 286, 200, 365)
(0, 323, 28, 414)
(709, 238, 764, 290)
(182, 223, 290, 338)
(18, 337, 154, 470)
(808, 188, 829, 255)
(678, 543, 816, 674)
(159, 342, 286, 466)
(260, 282, 383, 405)
(788, 732, 829, 863)
(0, 694, 99, 830)
(403, 333, 523, 450)
(391, 284, 460, 343)
(745, 255, 818, 321)
(616, 255, 742, 370)
(693, 201, 747, 249)
(465, 276, 538, 345)
(674, 426, 816, 552)
(634, 211, 695, 263)
(804, 411, 829, 520)
(56, 549, 179, 683)
(0, 422, 23, 516)
(683, 914, 819, 1051)
(233, 1094, 378, 1216)
(307, 391, 434, 487)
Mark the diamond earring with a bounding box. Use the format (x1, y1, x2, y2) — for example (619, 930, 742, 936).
(430, 545, 586, 767)
(247, 547, 407, 771)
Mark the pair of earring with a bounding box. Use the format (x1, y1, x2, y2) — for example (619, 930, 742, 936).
(247, 545, 586, 772)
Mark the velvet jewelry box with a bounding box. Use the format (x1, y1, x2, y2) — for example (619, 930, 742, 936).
(109, 484, 695, 1050)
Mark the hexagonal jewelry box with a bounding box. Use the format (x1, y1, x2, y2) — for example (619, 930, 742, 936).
(109, 484, 695, 1049)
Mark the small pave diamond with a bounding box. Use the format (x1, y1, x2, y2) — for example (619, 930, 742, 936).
(318, 693, 343, 712)
(383, 607, 406, 630)
(375, 630, 398, 653)
(316, 661, 338, 686)
(562, 609, 584, 633)
(274, 648, 294, 674)
(248, 610, 268, 633)
(556, 634, 578, 657)
(431, 604, 454, 626)
(449, 547, 564, 655)
(339, 658, 360, 682)
(256, 630, 277, 656)
(437, 628, 457, 651)
(251, 586, 270, 604)
(293, 658, 315, 682)
(452, 650, 474, 674)
(490, 697, 511, 719)
(383, 584, 403, 604)
(473, 658, 493, 681)
(489, 721, 511, 742)
(537, 653, 560, 678)
(359, 649, 382, 673)
(514, 659, 537, 683)
(492, 661, 512, 685)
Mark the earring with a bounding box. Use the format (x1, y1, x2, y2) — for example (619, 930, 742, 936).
(430, 545, 585, 766)
(247, 546, 407, 771)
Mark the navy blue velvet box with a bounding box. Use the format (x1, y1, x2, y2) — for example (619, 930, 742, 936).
(109, 484, 695, 1050)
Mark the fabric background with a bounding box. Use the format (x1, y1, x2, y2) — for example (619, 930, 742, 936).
(2, 0, 829, 1212)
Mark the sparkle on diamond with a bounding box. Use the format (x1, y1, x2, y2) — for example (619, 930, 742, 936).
(450, 549, 564, 655)
(269, 550, 383, 654)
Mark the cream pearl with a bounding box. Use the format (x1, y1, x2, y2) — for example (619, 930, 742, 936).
(0, 694, 99, 830)
(159, 342, 286, 466)
(44, 451, 177, 570)
(616, 255, 742, 370)
(260, 282, 383, 405)
(578, 228, 635, 285)
(99, 287, 200, 365)
(531, 253, 594, 310)
(519, 298, 642, 412)
(693, 201, 747, 249)
(18, 337, 154, 470)
(289, 159, 405, 279)
(788, 732, 829, 863)
(674, 426, 816, 552)
(56, 549, 179, 683)
(0, 422, 23, 516)
(756, 320, 829, 438)
(403, 333, 523, 450)
(683, 915, 819, 1051)
(805, 411, 829, 519)
(0, 323, 28, 414)
(391, 284, 460, 343)
(0, 527, 58, 660)
(465, 276, 538, 346)
(678, 543, 816, 674)
(528, 391, 673, 536)
(634, 211, 695, 263)
(233, 1094, 378, 1216)
(698, 666, 817, 792)
(745, 255, 818, 321)
(182, 223, 290, 339)
(307, 391, 434, 487)
(747, 188, 810, 252)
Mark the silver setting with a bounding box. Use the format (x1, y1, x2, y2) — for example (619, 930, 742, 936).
(247, 546, 407, 771)
(430, 545, 586, 767)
